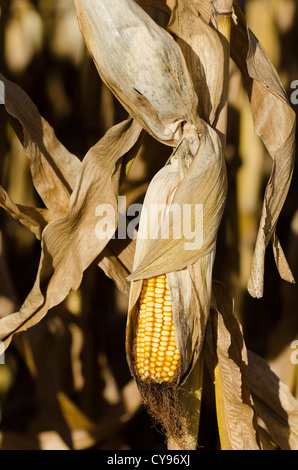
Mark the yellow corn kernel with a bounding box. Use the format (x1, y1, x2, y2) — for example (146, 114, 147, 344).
(135, 275, 181, 384)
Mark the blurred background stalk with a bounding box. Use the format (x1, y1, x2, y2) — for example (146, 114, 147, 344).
(0, 0, 297, 449)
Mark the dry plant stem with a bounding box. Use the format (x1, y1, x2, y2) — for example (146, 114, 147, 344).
(214, 0, 233, 149)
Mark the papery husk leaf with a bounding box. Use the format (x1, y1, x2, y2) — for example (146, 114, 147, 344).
(125, 278, 143, 378)
(126, 123, 219, 383)
(98, 248, 131, 298)
(0, 186, 55, 240)
(208, 281, 260, 450)
(0, 74, 81, 219)
(167, 249, 215, 380)
(128, 121, 227, 281)
(74, 0, 202, 145)
(167, 0, 224, 125)
(167, 354, 204, 450)
(0, 118, 143, 349)
(138, 0, 212, 23)
(126, 265, 207, 449)
(247, 349, 298, 450)
(230, 6, 296, 298)
(257, 426, 278, 451)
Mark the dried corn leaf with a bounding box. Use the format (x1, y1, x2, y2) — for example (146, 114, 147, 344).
(130, 154, 182, 276)
(0, 73, 81, 218)
(0, 186, 55, 240)
(167, 0, 224, 125)
(208, 281, 260, 450)
(0, 118, 143, 349)
(192, 0, 213, 23)
(126, 123, 222, 383)
(57, 392, 97, 433)
(247, 350, 298, 450)
(74, 0, 202, 146)
(230, 7, 296, 298)
(128, 121, 227, 281)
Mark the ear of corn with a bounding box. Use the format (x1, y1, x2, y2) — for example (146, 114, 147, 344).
(135, 274, 181, 383)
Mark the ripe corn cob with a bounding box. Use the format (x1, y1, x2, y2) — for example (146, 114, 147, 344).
(135, 274, 181, 383)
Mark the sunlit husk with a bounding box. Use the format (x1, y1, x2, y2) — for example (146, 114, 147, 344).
(0, 113, 143, 350)
(126, 120, 227, 383)
(74, 0, 202, 145)
(167, 0, 224, 125)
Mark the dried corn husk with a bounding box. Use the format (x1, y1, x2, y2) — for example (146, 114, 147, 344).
(74, 0, 202, 145)
(230, 6, 296, 298)
(247, 350, 298, 450)
(0, 75, 143, 349)
(0, 186, 55, 240)
(207, 281, 260, 450)
(0, 73, 81, 219)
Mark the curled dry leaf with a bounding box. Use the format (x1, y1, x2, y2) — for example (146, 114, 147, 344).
(1, 74, 139, 298)
(74, 0, 202, 146)
(126, 118, 227, 447)
(126, 120, 227, 378)
(230, 6, 296, 298)
(0, 118, 143, 349)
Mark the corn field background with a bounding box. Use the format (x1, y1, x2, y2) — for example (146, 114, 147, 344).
(0, 0, 297, 451)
